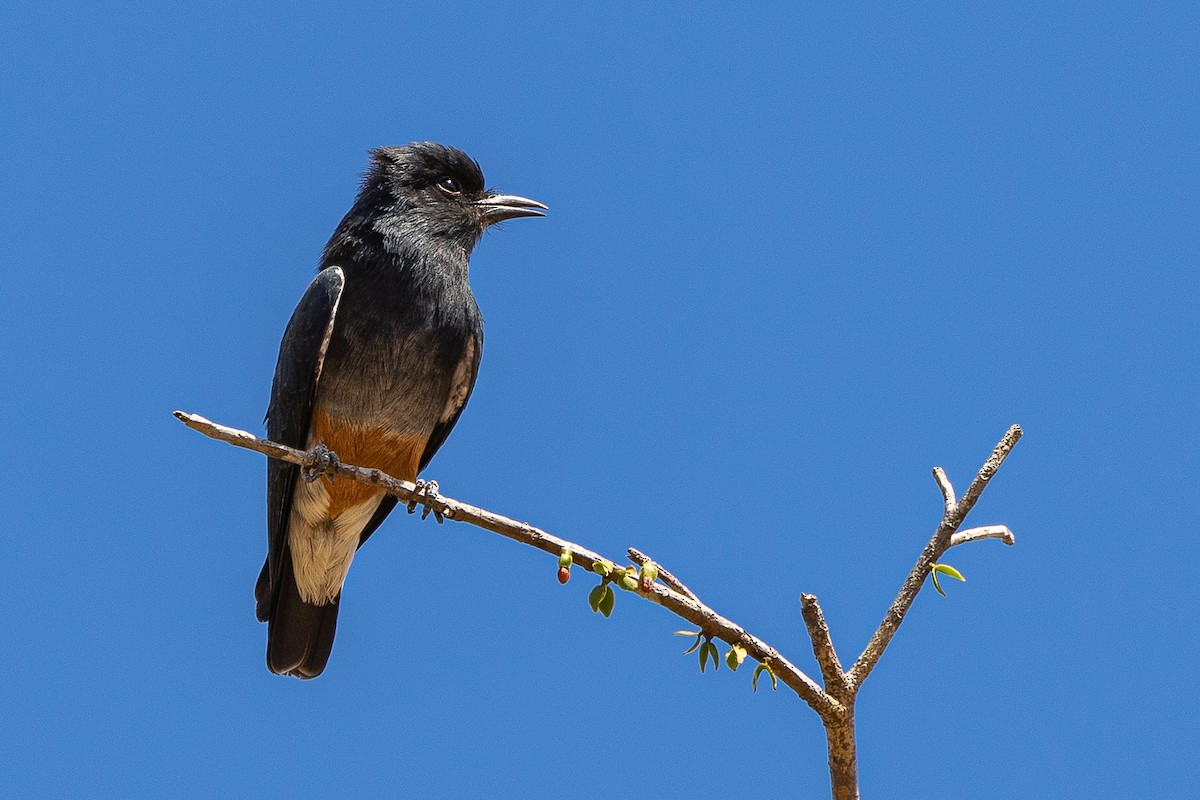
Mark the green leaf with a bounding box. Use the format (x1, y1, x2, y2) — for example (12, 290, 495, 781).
(699, 642, 710, 673)
(934, 563, 966, 582)
(618, 570, 639, 591)
(639, 561, 659, 590)
(558, 548, 573, 568)
(753, 661, 778, 692)
(706, 642, 720, 671)
(675, 630, 703, 655)
(726, 645, 747, 671)
(592, 559, 612, 577)
(588, 584, 605, 612)
(931, 562, 966, 596)
(598, 585, 615, 618)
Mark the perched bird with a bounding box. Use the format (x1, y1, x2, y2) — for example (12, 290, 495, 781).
(255, 143, 546, 678)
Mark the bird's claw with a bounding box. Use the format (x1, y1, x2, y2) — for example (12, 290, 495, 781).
(302, 443, 340, 483)
(406, 479, 443, 523)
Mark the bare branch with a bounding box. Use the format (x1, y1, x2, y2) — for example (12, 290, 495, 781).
(800, 594, 848, 695)
(846, 424, 1022, 691)
(949, 525, 1015, 548)
(627, 548, 701, 603)
(932, 466, 957, 517)
(175, 410, 839, 717)
(645, 585, 840, 717)
(952, 424, 1024, 530)
(179, 409, 1020, 800)
(825, 708, 858, 800)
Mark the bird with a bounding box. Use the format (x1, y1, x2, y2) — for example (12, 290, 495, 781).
(255, 142, 546, 678)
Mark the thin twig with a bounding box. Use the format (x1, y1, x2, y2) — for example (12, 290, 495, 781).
(845, 424, 1022, 691)
(932, 467, 957, 517)
(175, 410, 838, 717)
(953, 425, 1024, 532)
(178, 408, 1021, 800)
(800, 594, 849, 695)
(628, 548, 701, 603)
(949, 525, 1015, 548)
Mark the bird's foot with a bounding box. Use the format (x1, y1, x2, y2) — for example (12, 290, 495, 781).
(302, 443, 341, 483)
(406, 479, 444, 523)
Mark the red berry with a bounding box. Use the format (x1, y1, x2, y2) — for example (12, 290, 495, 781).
(557, 566, 570, 584)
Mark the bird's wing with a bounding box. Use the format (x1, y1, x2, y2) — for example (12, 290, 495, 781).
(355, 332, 481, 550)
(420, 332, 483, 472)
(262, 266, 345, 612)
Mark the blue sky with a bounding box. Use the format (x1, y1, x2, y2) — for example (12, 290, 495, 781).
(2, 3, 1196, 797)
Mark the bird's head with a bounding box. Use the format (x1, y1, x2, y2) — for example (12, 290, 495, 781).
(365, 142, 546, 255)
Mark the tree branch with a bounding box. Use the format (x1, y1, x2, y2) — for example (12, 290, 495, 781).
(800, 594, 849, 696)
(846, 424, 1022, 691)
(932, 466, 957, 516)
(955, 425, 1023, 526)
(950, 524, 1015, 548)
(174, 410, 838, 717)
(177, 409, 1022, 800)
(627, 547, 701, 603)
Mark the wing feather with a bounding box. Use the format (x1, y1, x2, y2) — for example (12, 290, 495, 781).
(257, 267, 345, 620)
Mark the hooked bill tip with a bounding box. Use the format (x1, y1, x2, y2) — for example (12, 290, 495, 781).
(477, 193, 547, 222)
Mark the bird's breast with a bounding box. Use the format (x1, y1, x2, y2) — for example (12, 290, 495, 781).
(314, 273, 481, 441)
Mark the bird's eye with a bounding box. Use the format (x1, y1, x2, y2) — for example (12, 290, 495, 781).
(437, 177, 462, 196)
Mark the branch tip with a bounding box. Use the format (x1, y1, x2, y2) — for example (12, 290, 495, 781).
(848, 425, 1022, 691)
(800, 593, 848, 695)
(627, 548, 700, 603)
(932, 466, 957, 516)
(949, 525, 1015, 548)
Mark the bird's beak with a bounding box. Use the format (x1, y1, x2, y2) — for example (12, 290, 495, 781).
(476, 192, 548, 224)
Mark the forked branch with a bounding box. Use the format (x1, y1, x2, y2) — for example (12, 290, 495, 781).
(846, 424, 1021, 692)
(176, 409, 1021, 800)
(174, 411, 835, 715)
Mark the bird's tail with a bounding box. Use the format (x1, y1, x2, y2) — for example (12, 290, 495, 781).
(256, 555, 339, 679)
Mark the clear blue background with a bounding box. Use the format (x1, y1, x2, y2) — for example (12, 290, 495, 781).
(3, 3, 1196, 797)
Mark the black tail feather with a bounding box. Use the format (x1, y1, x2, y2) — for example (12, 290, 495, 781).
(254, 558, 272, 622)
(262, 555, 339, 679)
